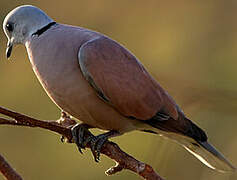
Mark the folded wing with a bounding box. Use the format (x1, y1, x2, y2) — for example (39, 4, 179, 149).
(78, 36, 178, 120)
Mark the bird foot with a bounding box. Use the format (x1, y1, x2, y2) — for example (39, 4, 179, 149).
(71, 124, 119, 162)
(89, 133, 110, 162)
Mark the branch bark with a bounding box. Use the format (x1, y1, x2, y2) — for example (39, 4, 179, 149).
(0, 154, 23, 180)
(0, 106, 164, 180)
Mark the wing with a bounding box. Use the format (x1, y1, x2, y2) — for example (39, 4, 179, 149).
(78, 36, 178, 120)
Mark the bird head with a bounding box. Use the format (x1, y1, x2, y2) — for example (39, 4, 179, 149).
(3, 5, 53, 59)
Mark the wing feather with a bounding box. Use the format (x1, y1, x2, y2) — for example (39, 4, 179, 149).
(78, 36, 178, 120)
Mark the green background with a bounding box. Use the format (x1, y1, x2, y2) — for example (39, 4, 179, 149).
(0, 0, 237, 180)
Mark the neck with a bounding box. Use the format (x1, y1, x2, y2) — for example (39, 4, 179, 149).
(32, 22, 56, 36)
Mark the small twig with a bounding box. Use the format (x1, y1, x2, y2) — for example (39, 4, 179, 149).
(0, 106, 164, 180)
(0, 154, 23, 180)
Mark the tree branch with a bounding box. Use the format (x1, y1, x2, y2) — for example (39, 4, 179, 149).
(0, 154, 23, 180)
(0, 106, 164, 180)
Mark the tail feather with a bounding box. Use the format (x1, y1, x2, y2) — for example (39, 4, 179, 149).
(143, 112, 236, 172)
(184, 140, 236, 172)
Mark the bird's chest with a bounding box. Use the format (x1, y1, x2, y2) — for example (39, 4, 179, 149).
(25, 41, 96, 123)
(27, 44, 78, 96)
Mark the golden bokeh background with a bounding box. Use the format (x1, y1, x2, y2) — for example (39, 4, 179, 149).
(0, 0, 237, 180)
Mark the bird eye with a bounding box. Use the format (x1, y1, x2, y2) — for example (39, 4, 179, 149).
(6, 23, 13, 32)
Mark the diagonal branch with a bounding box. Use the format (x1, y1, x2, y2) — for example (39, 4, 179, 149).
(0, 154, 23, 180)
(0, 106, 164, 180)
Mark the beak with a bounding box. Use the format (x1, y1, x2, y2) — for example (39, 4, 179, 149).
(6, 40, 13, 59)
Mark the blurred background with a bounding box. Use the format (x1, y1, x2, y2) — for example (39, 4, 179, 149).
(0, 0, 237, 180)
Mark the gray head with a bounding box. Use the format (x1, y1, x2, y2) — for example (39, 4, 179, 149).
(3, 5, 54, 58)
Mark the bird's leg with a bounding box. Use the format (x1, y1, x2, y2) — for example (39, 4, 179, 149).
(90, 130, 120, 162)
(71, 123, 93, 153)
(71, 123, 120, 162)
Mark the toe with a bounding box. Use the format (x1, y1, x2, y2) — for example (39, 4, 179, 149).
(89, 136, 99, 162)
(90, 135, 108, 162)
(71, 124, 80, 146)
(71, 124, 93, 154)
(95, 137, 108, 153)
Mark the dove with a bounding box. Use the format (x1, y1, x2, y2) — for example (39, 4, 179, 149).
(3, 5, 235, 172)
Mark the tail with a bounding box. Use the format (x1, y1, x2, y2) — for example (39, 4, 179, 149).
(143, 112, 236, 172)
(184, 140, 236, 172)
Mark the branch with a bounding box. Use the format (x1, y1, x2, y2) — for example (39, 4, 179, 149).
(0, 106, 164, 180)
(0, 154, 23, 180)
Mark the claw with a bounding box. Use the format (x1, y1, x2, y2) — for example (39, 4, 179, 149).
(71, 124, 120, 162)
(90, 136, 99, 162)
(90, 134, 109, 162)
(71, 124, 85, 154)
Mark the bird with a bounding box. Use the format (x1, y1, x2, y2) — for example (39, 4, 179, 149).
(3, 5, 235, 173)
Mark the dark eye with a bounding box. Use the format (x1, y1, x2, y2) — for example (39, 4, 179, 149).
(6, 23, 13, 32)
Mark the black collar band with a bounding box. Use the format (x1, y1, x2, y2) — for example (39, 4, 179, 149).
(32, 22, 56, 36)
